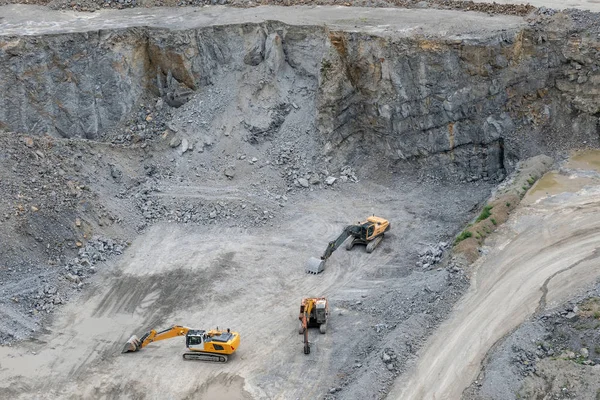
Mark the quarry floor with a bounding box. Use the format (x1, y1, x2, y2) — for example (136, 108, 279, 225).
(0, 177, 490, 400)
(2, 144, 600, 400)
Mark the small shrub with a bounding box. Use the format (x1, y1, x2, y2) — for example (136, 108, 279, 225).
(527, 176, 536, 185)
(455, 230, 472, 245)
(506, 202, 511, 207)
(476, 205, 493, 222)
(491, 218, 497, 225)
(594, 311, 600, 319)
(574, 355, 587, 365)
(522, 186, 528, 191)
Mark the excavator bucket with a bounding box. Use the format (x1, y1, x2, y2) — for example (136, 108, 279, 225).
(122, 335, 141, 353)
(305, 257, 325, 274)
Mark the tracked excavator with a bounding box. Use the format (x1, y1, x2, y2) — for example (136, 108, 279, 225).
(305, 215, 390, 274)
(122, 325, 240, 363)
(298, 297, 329, 354)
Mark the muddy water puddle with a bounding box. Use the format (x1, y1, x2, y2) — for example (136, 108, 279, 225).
(566, 149, 600, 171)
(524, 150, 600, 204)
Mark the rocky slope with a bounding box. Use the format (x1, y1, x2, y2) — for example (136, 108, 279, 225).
(1, 8, 599, 180)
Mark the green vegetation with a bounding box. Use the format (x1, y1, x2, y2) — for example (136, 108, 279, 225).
(506, 202, 511, 207)
(455, 230, 472, 245)
(476, 205, 493, 222)
(491, 218, 497, 225)
(527, 175, 537, 185)
(320, 59, 332, 76)
(573, 355, 587, 365)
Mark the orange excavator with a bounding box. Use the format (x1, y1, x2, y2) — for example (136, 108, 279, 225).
(298, 297, 329, 354)
(122, 325, 240, 362)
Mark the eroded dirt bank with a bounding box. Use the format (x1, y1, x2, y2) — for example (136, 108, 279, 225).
(390, 151, 600, 399)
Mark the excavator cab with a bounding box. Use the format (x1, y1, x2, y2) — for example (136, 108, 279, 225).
(185, 330, 206, 350)
(315, 299, 328, 325)
(365, 224, 375, 240)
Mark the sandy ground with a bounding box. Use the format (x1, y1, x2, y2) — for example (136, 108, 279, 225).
(388, 152, 600, 399)
(0, 4, 525, 37)
(0, 197, 380, 399)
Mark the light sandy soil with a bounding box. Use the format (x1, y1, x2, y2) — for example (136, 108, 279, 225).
(473, 0, 600, 12)
(388, 152, 600, 399)
(0, 4, 525, 37)
(0, 204, 372, 399)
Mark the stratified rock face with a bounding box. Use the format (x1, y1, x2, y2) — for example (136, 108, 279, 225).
(315, 28, 572, 180)
(0, 15, 599, 178)
(0, 31, 150, 138)
(316, 31, 523, 180)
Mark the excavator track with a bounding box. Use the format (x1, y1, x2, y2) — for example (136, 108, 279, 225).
(182, 352, 228, 363)
(366, 235, 384, 253)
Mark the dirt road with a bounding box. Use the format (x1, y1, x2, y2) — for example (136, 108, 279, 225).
(473, 0, 600, 12)
(388, 155, 600, 399)
(0, 4, 525, 36)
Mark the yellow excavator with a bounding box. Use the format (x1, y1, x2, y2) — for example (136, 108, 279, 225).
(298, 297, 329, 354)
(122, 325, 240, 362)
(306, 215, 390, 274)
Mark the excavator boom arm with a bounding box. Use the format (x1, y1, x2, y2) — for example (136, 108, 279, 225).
(320, 225, 354, 260)
(123, 325, 190, 353)
(140, 325, 190, 348)
(300, 299, 316, 354)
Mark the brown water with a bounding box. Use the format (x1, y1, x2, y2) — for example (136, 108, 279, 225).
(524, 172, 594, 204)
(566, 149, 600, 171)
(524, 150, 600, 204)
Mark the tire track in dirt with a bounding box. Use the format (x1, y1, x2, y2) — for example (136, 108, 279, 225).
(536, 247, 600, 313)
